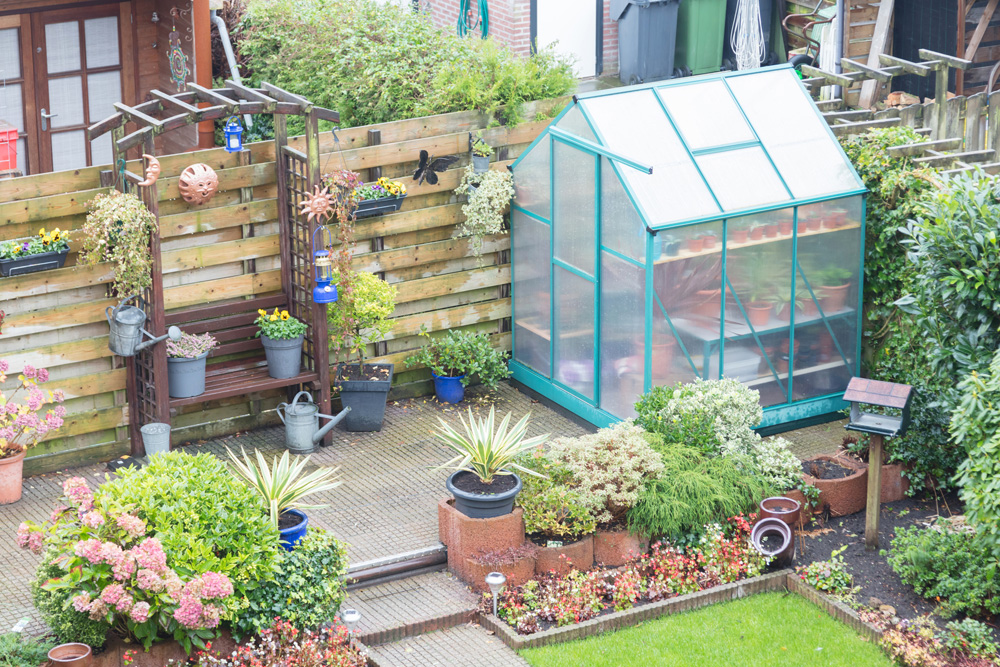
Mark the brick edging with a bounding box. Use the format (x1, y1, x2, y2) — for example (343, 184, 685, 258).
(784, 573, 883, 642)
(358, 608, 476, 647)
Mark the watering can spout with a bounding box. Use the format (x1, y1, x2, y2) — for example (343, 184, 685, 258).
(133, 326, 182, 354)
(313, 406, 351, 444)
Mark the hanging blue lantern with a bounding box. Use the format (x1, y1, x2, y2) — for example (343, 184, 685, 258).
(311, 226, 338, 304)
(223, 116, 244, 153)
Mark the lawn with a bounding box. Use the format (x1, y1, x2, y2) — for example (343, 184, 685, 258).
(518, 592, 893, 667)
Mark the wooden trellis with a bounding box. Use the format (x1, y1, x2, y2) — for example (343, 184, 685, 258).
(88, 82, 338, 454)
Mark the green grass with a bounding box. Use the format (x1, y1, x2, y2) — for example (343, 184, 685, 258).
(519, 592, 893, 667)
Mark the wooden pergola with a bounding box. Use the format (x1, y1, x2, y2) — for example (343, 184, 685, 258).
(88, 82, 339, 454)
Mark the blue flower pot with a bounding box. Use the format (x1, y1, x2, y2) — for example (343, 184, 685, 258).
(432, 372, 466, 404)
(278, 509, 308, 551)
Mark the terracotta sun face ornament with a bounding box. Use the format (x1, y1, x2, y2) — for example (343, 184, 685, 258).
(178, 163, 219, 205)
(137, 154, 161, 187)
(299, 185, 335, 223)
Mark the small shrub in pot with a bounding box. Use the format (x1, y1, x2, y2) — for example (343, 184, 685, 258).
(410, 329, 511, 403)
(166, 332, 217, 398)
(254, 308, 308, 379)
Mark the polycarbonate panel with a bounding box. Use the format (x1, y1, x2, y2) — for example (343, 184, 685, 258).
(651, 221, 723, 385)
(48, 76, 84, 128)
(723, 209, 792, 407)
(84, 17, 119, 68)
(0, 29, 21, 78)
(513, 137, 551, 220)
(600, 251, 645, 418)
(581, 90, 719, 226)
(87, 71, 122, 123)
(45, 22, 81, 73)
(16, 137, 26, 173)
(793, 196, 862, 401)
(657, 80, 755, 150)
(512, 209, 551, 376)
(0, 83, 24, 133)
(553, 141, 595, 274)
(600, 157, 645, 262)
(554, 267, 595, 400)
(556, 104, 597, 142)
(51, 130, 87, 172)
(727, 69, 860, 198)
(90, 132, 112, 167)
(695, 146, 789, 211)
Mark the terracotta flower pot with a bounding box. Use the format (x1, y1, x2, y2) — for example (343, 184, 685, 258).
(879, 462, 911, 502)
(747, 301, 772, 328)
(593, 528, 647, 567)
(687, 237, 705, 253)
(730, 229, 749, 244)
(759, 496, 801, 527)
(819, 283, 850, 311)
(749, 227, 764, 241)
(0, 449, 25, 505)
(806, 217, 822, 231)
(48, 643, 92, 667)
(693, 289, 721, 318)
(779, 221, 793, 236)
(764, 224, 779, 238)
(702, 235, 717, 250)
(801, 455, 868, 517)
(797, 221, 808, 233)
(784, 489, 813, 524)
(534, 535, 594, 577)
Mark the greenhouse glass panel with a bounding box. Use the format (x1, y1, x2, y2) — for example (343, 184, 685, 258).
(512, 136, 551, 220)
(793, 197, 863, 401)
(600, 158, 645, 262)
(556, 104, 597, 142)
(554, 267, 595, 399)
(553, 141, 596, 275)
(726, 69, 859, 198)
(512, 210, 551, 376)
(600, 252, 645, 418)
(657, 80, 755, 151)
(695, 146, 790, 212)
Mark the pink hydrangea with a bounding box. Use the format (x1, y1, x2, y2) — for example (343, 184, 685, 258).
(99, 542, 123, 566)
(115, 514, 146, 539)
(62, 477, 94, 511)
(136, 569, 164, 593)
(199, 604, 222, 629)
(87, 599, 109, 621)
(114, 593, 134, 614)
(100, 583, 125, 605)
(26, 532, 44, 555)
(129, 601, 151, 624)
(81, 511, 105, 529)
(164, 571, 184, 599)
(15, 522, 34, 551)
(173, 597, 203, 628)
(48, 505, 69, 524)
(112, 553, 136, 582)
(132, 538, 167, 574)
(198, 571, 233, 600)
(73, 539, 105, 564)
(71, 593, 91, 613)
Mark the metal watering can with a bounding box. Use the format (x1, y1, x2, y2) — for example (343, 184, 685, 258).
(106, 295, 181, 357)
(276, 391, 351, 454)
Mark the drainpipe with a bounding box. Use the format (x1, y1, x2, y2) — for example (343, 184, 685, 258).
(834, 0, 845, 101)
(194, 0, 215, 148)
(210, 9, 253, 128)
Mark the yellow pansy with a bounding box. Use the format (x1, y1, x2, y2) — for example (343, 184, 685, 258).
(273, 308, 280, 317)
(258, 309, 267, 316)
(280, 311, 290, 320)
(269, 314, 278, 321)
(38, 228, 46, 238)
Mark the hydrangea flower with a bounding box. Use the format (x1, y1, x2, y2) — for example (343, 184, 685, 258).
(82, 511, 105, 529)
(129, 601, 151, 623)
(115, 513, 146, 539)
(131, 537, 167, 573)
(72, 593, 91, 613)
(73, 539, 105, 564)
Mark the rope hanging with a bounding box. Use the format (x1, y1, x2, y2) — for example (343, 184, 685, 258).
(730, 0, 765, 71)
(457, 0, 489, 39)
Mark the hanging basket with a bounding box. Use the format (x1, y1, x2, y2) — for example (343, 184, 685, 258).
(354, 194, 407, 219)
(0, 249, 69, 277)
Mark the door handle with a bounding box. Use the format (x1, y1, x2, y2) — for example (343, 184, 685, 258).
(40, 108, 57, 132)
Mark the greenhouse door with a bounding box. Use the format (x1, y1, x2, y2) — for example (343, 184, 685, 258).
(551, 140, 599, 404)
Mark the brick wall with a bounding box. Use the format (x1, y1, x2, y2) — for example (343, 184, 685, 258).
(601, 1, 618, 75)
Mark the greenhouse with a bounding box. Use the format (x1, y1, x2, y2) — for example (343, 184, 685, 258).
(509, 65, 867, 429)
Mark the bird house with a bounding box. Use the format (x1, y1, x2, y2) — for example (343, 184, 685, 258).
(843, 377, 912, 438)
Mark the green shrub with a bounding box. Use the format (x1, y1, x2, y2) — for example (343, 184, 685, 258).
(519, 482, 597, 542)
(31, 550, 109, 649)
(795, 546, 857, 598)
(409, 329, 510, 389)
(95, 452, 280, 612)
(0, 631, 55, 667)
(627, 438, 774, 540)
(940, 618, 999, 659)
(886, 518, 1000, 617)
(235, 529, 349, 637)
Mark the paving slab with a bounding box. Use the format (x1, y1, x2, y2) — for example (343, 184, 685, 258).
(367, 624, 530, 667)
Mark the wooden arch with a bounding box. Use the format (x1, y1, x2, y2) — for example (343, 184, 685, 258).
(88, 82, 339, 454)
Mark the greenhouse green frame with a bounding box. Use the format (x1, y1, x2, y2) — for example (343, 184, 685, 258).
(509, 65, 867, 430)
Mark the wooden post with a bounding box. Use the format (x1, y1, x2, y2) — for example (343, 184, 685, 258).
(935, 64, 949, 141)
(143, 133, 170, 443)
(865, 433, 884, 550)
(274, 114, 293, 309)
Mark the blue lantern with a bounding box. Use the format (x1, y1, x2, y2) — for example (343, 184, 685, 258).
(223, 116, 244, 153)
(312, 226, 338, 304)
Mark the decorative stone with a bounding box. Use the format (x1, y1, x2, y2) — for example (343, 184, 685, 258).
(534, 535, 594, 577)
(593, 528, 646, 567)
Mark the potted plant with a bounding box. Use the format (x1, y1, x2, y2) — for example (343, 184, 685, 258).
(227, 447, 342, 550)
(730, 227, 749, 244)
(702, 231, 717, 250)
(748, 224, 765, 241)
(664, 235, 682, 256)
(254, 308, 307, 380)
(437, 407, 548, 518)
(0, 360, 64, 504)
(763, 221, 779, 238)
(471, 135, 493, 174)
(519, 477, 597, 577)
(686, 234, 705, 253)
(410, 329, 512, 404)
(346, 176, 408, 219)
(328, 270, 397, 431)
(768, 286, 804, 322)
(78, 191, 156, 300)
(455, 165, 514, 259)
(806, 214, 823, 231)
(815, 266, 852, 311)
(779, 216, 794, 236)
(0, 227, 70, 277)
(166, 332, 217, 398)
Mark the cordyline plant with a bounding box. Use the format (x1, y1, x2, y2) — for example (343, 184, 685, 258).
(226, 447, 342, 529)
(0, 360, 65, 459)
(79, 191, 156, 300)
(166, 332, 217, 359)
(435, 406, 549, 483)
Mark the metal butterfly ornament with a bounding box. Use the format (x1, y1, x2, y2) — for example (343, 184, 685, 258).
(412, 150, 459, 186)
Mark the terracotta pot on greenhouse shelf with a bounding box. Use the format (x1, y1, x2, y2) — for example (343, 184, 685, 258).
(779, 220, 793, 236)
(764, 223, 779, 238)
(749, 226, 764, 241)
(730, 229, 749, 244)
(818, 283, 850, 311)
(702, 234, 717, 250)
(533, 534, 595, 577)
(806, 216, 822, 231)
(692, 289, 721, 319)
(797, 221, 808, 234)
(747, 301, 772, 328)
(0, 449, 26, 505)
(593, 527, 647, 567)
(447, 470, 523, 519)
(686, 236, 705, 253)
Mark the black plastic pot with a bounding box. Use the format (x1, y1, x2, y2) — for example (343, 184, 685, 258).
(0, 248, 69, 277)
(446, 470, 523, 518)
(355, 194, 406, 220)
(336, 362, 393, 431)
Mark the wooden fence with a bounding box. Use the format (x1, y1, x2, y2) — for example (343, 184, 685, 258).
(0, 98, 564, 475)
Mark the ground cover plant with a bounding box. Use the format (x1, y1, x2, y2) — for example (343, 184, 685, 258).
(860, 610, 999, 667)
(0, 631, 55, 667)
(518, 592, 894, 667)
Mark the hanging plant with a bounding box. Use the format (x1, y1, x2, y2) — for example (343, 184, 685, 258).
(454, 165, 514, 259)
(320, 169, 363, 358)
(79, 191, 156, 300)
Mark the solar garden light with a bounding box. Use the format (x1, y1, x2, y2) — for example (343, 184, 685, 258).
(223, 116, 244, 153)
(340, 608, 361, 646)
(485, 572, 506, 617)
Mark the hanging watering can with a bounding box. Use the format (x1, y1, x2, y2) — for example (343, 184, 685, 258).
(106, 295, 181, 357)
(276, 391, 351, 455)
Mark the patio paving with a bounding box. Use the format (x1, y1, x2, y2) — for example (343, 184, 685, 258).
(368, 624, 529, 666)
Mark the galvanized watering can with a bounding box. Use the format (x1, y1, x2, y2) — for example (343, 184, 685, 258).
(106, 295, 181, 357)
(276, 391, 351, 454)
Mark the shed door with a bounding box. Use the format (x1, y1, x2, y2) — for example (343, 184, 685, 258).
(551, 140, 598, 403)
(537, 0, 598, 78)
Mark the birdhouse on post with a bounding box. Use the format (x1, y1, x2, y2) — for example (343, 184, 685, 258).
(843, 378, 913, 550)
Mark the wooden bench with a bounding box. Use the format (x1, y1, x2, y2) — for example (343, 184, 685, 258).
(164, 294, 320, 410)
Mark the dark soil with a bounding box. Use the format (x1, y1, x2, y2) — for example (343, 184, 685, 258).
(278, 511, 303, 530)
(526, 533, 585, 548)
(802, 459, 856, 479)
(336, 364, 391, 382)
(451, 470, 518, 496)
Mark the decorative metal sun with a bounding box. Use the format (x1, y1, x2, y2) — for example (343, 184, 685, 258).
(299, 185, 336, 223)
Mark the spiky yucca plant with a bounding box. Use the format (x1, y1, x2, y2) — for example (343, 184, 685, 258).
(227, 447, 342, 529)
(435, 406, 549, 483)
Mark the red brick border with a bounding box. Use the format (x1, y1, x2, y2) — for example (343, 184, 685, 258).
(358, 609, 477, 648)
